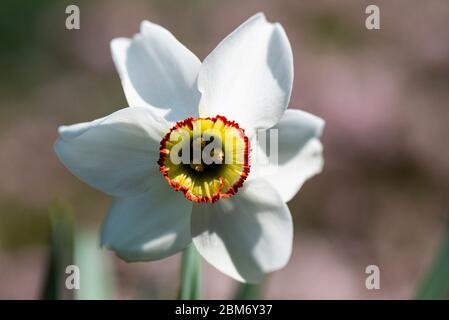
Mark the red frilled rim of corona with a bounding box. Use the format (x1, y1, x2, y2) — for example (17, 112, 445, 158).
(157, 115, 250, 203)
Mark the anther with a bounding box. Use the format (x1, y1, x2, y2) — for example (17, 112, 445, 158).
(190, 163, 205, 172)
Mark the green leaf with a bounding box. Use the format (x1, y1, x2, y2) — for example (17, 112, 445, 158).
(178, 244, 201, 300)
(234, 282, 263, 300)
(415, 223, 449, 299)
(41, 202, 74, 300)
(73, 229, 115, 300)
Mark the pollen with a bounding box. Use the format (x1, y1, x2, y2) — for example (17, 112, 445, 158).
(158, 116, 250, 203)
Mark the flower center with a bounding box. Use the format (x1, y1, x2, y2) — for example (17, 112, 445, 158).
(158, 116, 250, 203)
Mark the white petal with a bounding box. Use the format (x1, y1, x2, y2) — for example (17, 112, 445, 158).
(191, 178, 293, 283)
(58, 116, 110, 141)
(198, 13, 293, 133)
(252, 109, 324, 202)
(111, 20, 201, 121)
(101, 175, 192, 261)
(54, 107, 168, 197)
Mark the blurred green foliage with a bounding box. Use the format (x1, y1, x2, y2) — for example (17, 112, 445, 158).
(41, 202, 74, 299)
(74, 229, 115, 300)
(0, 0, 99, 97)
(415, 223, 449, 299)
(40, 203, 115, 300)
(308, 12, 362, 48)
(0, 0, 59, 57)
(0, 199, 50, 250)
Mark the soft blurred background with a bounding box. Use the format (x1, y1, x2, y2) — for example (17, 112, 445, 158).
(1, 0, 449, 299)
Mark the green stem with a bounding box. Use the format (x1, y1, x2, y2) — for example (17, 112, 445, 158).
(235, 282, 263, 300)
(178, 244, 201, 300)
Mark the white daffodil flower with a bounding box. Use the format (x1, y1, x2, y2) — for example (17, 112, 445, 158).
(54, 13, 324, 283)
